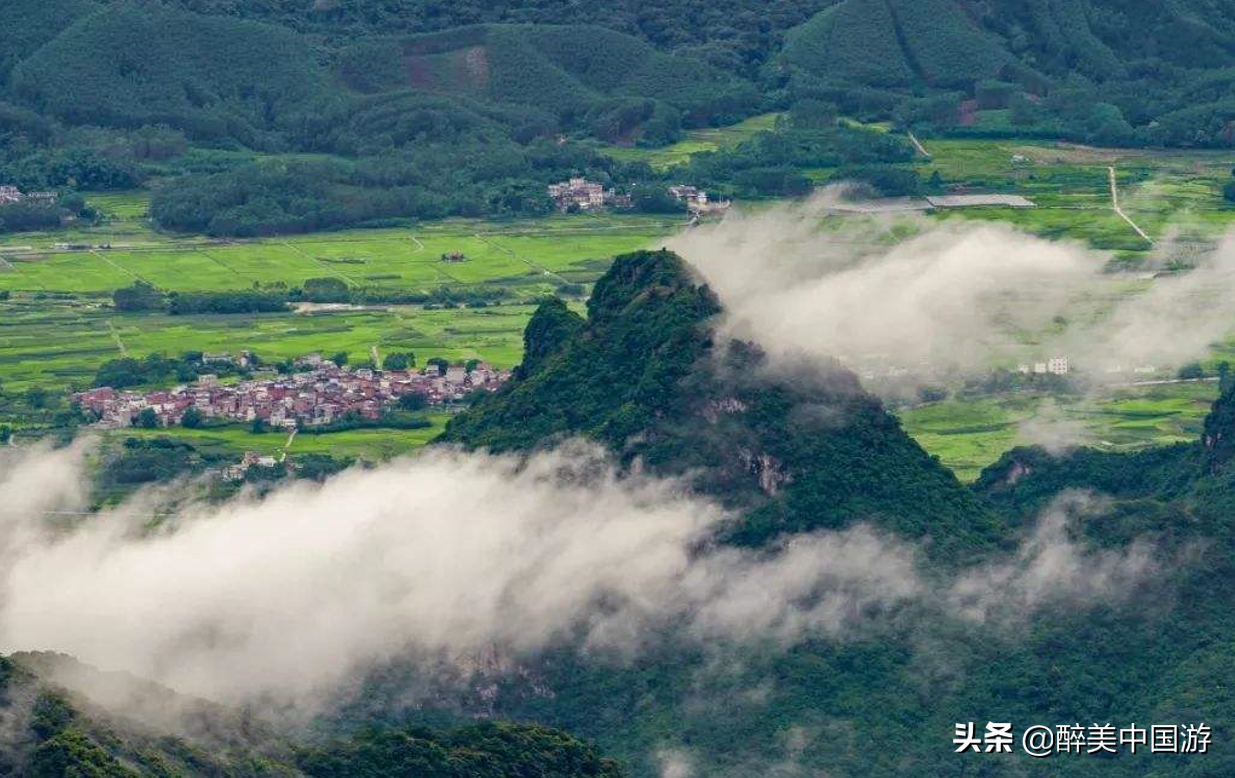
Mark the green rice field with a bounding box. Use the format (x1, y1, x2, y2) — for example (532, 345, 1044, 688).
(6, 132, 1235, 471)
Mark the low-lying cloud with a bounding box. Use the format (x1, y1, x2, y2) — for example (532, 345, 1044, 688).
(0, 443, 1169, 708)
(666, 193, 1235, 379)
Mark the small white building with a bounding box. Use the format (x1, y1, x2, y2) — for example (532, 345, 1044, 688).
(1047, 357, 1069, 375)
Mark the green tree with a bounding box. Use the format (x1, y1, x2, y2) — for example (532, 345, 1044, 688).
(1179, 362, 1206, 380)
(25, 386, 48, 408)
(135, 408, 159, 428)
(331, 351, 349, 367)
(181, 406, 202, 428)
(382, 352, 415, 371)
(112, 281, 163, 312)
(398, 393, 428, 411)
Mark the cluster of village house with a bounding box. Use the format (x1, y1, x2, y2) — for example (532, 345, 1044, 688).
(1017, 357, 1070, 376)
(1015, 358, 1157, 376)
(0, 185, 57, 206)
(73, 352, 511, 430)
(547, 178, 729, 214)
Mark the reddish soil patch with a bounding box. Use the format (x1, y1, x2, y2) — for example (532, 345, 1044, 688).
(958, 99, 978, 127)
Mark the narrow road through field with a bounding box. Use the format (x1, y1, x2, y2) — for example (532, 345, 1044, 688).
(409, 235, 425, 253)
(907, 131, 931, 158)
(279, 428, 297, 462)
(1108, 166, 1154, 245)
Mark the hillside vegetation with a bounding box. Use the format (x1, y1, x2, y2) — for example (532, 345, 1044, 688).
(443, 250, 997, 558)
(7, 0, 1235, 237)
(781, 0, 1235, 146)
(0, 652, 625, 778)
(429, 252, 1235, 777)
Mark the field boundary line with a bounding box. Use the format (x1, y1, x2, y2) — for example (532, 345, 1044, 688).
(281, 240, 361, 286)
(90, 249, 152, 286)
(473, 232, 568, 286)
(196, 246, 255, 285)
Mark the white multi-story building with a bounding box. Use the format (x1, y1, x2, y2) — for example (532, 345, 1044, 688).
(548, 178, 608, 211)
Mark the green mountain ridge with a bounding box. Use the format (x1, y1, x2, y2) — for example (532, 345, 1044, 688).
(442, 249, 996, 558)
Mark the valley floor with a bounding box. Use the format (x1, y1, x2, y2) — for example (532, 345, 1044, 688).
(3, 132, 1235, 478)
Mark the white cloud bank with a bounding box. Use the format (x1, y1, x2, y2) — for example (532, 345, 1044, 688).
(666, 193, 1235, 376)
(0, 443, 1165, 707)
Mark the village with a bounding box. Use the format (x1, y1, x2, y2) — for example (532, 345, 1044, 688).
(0, 185, 58, 206)
(547, 178, 731, 214)
(73, 353, 511, 430)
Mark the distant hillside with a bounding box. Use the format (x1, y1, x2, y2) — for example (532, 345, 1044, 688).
(780, 0, 1235, 146)
(9, 1, 330, 145)
(146, 0, 834, 76)
(344, 24, 759, 130)
(0, 652, 626, 778)
(442, 250, 998, 558)
(0, 0, 99, 86)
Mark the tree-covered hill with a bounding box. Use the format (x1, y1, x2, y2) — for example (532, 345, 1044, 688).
(442, 250, 1000, 559)
(9, 0, 1235, 237)
(10, 2, 330, 146)
(0, 652, 626, 778)
(780, 0, 1235, 146)
(424, 253, 1235, 777)
(373, 25, 759, 129)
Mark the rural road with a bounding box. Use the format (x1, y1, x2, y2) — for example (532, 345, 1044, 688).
(279, 429, 297, 462)
(907, 131, 931, 158)
(1108, 166, 1154, 245)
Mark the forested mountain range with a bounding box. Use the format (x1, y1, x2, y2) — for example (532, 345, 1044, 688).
(6, 0, 1235, 235)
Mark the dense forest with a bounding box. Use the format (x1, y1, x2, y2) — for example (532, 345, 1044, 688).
(6, 0, 1235, 234)
(0, 652, 626, 778)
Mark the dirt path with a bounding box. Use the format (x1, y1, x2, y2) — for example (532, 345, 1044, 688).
(1108, 166, 1154, 245)
(907, 131, 931, 158)
(279, 428, 297, 462)
(106, 320, 128, 356)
